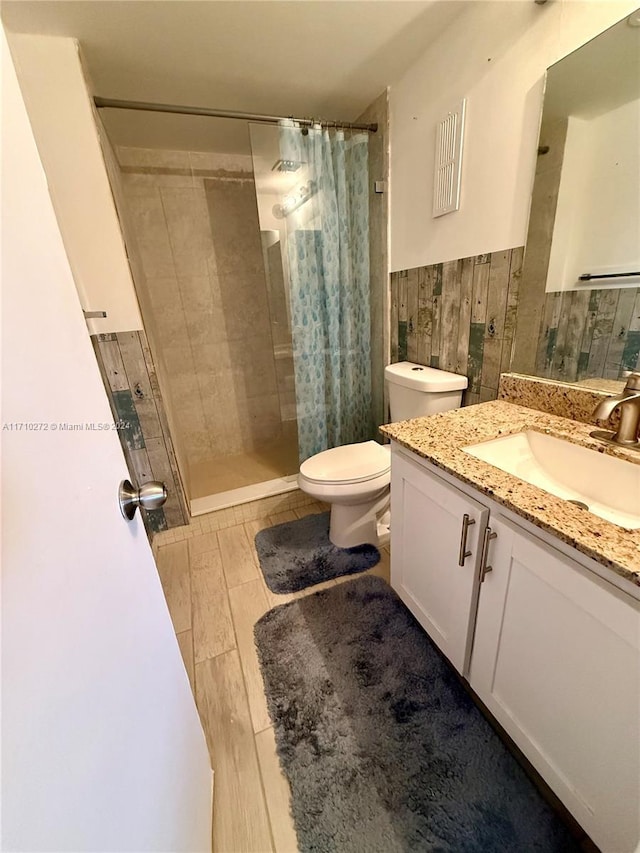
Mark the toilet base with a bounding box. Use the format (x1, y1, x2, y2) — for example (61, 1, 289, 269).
(329, 490, 391, 549)
(376, 509, 391, 548)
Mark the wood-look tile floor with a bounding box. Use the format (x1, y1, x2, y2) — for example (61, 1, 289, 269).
(155, 501, 391, 853)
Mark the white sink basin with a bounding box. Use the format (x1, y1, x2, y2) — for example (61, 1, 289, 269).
(464, 430, 640, 530)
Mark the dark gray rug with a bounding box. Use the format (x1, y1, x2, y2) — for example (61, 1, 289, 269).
(254, 511, 380, 593)
(254, 575, 581, 853)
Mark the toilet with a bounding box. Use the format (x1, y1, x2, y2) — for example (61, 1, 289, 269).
(298, 361, 468, 548)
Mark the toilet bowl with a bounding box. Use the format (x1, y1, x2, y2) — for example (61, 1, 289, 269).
(298, 441, 391, 549)
(298, 361, 468, 548)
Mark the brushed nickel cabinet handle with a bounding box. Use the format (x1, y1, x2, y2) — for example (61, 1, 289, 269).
(479, 526, 497, 582)
(458, 513, 476, 566)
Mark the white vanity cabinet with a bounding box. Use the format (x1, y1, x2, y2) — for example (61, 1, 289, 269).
(390, 448, 488, 674)
(390, 444, 640, 852)
(470, 515, 640, 853)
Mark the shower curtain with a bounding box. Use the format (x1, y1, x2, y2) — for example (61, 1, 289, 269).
(279, 124, 372, 462)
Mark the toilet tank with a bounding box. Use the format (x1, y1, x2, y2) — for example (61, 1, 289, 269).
(384, 361, 468, 421)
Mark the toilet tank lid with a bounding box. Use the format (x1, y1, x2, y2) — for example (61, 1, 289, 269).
(384, 361, 468, 393)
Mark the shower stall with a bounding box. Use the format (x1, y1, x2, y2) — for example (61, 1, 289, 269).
(97, 99, 387, 519)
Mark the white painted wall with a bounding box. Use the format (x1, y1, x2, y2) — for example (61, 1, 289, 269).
(6, 33, 143, 333)
(389, 0, 638, 272)
(547, 98, 640, 291)
(1, 27, 212, 850)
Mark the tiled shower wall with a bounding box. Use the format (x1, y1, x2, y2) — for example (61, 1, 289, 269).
(116, 146, 294, 475)
(390, 248, 524, 406)
(92, 330, 189, 533)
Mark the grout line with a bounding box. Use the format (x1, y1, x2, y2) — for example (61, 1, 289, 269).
(220, 550, 276, 852)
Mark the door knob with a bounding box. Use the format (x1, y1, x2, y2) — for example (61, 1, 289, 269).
(119, 479, 167, 520)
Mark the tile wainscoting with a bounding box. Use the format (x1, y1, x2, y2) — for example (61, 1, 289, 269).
(534, 287, 640, 383)
(390, 249, 640, 403)
(92, 330, 189, 534)
(390, 248, 524, 406)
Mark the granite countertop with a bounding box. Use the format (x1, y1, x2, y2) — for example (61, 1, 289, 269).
(380, 400, 640, 588)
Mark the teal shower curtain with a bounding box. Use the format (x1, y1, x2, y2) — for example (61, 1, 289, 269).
(279, 124, 372, 463)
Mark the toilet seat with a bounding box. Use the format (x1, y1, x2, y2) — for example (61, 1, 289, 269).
(299, 440, 390, 486)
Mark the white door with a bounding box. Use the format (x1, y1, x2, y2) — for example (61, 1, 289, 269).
(390, 448, 488, 674)
(469, 515, 640, 853)
(1, 32, 212, 852)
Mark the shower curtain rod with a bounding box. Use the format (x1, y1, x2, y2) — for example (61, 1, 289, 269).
(93, 97, 378, 133)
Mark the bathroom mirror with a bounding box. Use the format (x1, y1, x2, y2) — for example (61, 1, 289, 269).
(511, 9, 640, 389)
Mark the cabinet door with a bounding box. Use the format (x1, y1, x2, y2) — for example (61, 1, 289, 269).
(390, 450, 489, 674)
(470, 515, 640, 853)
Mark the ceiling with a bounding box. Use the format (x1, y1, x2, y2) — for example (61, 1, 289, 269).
(2, 0, 472, 154)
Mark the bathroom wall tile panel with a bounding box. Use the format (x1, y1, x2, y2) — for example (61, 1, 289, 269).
(406, 267, 419, 362)
(467, 323, 486, 394)
(534, 292, 561, 375)
(486, 251, 510, 339)
(152, 169, 194, 190)
(93, 337, 130, 392)
(391, 247, 525, 406)
(470, 260, 490, 325)
(549, 297, 572, 380)
(433, 264, 443, 297)
(504, 248, 523, 338)
(116, 331, 163, 440)
(430, 284, 441, 368)
(398, 270, 408, 323)
(144, 508, 169, 534)
(440, 259, 462, 372)
(390, 272, 399, 363)
(121, 172, 159, 197)
(603, 288, 637, 378)
(586, 289, 620, 378)
(500, 248, 523, 377)
(561, 291, 591, 380)
(129, 445, 153, 484)
(394, 248, 640, 396)
(161, 186, 214, 277)
(220, 276, 272, 342)
(126, 191, 177, 279)
(112, 390, 145, 450)
(228, 338, 278, 399)
(416, 265, 433, 366)
(629, 292, 640, 335)
(129, 446, 169, 534)
(91, 329, 190, 532)
(204, 180, 266, 277)
(145, 437, 185, 526)
(398, 321, 408, 362)
(623, 331, 640, 373)
(177, 276, 224, 348)
(456, 257, 474, 375)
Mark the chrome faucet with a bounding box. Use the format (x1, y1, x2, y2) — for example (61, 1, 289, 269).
(591, 373, 640, 449)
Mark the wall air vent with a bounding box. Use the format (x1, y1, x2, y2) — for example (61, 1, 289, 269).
(433, 99, 466, 218)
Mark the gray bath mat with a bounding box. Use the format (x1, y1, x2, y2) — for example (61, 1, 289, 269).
(254, 511, 380, 593)
(254, 576, 581, 853)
